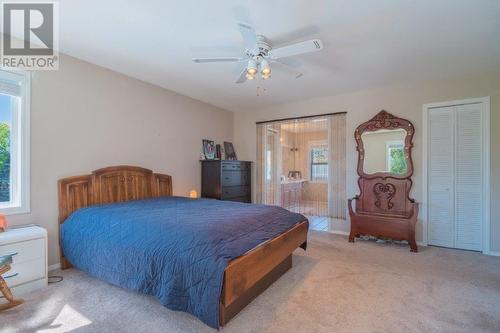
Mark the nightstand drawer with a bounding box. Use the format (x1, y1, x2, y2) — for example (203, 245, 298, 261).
(2, 258, 45, 288)
(0, 238, 44, 264)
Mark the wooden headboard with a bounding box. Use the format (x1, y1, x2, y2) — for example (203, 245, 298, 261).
(58, 165, 172, 268)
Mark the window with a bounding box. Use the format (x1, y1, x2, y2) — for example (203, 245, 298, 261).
(310, 143, 328, 182)
(0, 70, 30, 215)
(386, 141, 406, 174)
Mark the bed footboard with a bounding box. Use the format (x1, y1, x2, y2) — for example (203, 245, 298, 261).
(220, 220, 309, 325)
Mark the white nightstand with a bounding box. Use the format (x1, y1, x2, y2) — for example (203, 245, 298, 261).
(0, 225, 48, 296)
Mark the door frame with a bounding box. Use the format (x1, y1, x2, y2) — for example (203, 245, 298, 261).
(422, 97, 490, 254)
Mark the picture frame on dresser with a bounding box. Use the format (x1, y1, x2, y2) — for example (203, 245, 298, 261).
(223, 142, 237, 160)
(202, 139, 216, 160)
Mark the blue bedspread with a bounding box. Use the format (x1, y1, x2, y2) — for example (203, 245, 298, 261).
(61, 196, 307, 328)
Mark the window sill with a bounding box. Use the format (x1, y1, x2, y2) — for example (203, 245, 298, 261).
(308, 180, 328, 184)
(0, 205, 30, 216)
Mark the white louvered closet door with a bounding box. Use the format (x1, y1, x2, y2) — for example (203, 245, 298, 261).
(428, 106, 455, 248)
(455, 104, 483, 250)
(428, 103, 484, 251)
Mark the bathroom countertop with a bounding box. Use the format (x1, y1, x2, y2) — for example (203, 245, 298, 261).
(281, 179, 307, 184)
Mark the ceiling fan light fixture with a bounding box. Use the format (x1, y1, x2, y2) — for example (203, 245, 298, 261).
(262, 73, 271, 80)
(192, 22, 324, 85)
(260, 59, 271, 75)
(246, 59, 257, 75)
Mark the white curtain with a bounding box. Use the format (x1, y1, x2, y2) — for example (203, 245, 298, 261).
(256, 123, 281, 205)
(255, 114, 346, 219)
(328, 114, 347, 219)
(256, 123, 265, 204)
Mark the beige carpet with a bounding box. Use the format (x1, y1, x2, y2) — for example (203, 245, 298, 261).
(2, 231, 500, 333)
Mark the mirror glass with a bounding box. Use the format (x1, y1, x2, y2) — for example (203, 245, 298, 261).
(361, 129, 407, 175)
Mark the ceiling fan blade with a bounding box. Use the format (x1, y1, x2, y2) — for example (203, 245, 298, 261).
(269, 39, 323, 60)
(272, 60, 304, 79)
(235, 67, 248, 84)
(192, 57, 245, 63)
(238, 23, 259, 54)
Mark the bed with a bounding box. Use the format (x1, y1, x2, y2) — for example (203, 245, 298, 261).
(58, 165, 308, 328)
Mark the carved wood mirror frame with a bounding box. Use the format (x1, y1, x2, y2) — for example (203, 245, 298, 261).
(350, 110, 419, 251)
(355, 110, 415, 180)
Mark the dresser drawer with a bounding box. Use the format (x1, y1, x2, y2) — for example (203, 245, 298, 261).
(222, 171, 250, 187)
(2, 258, 45, 288)
(221, 186, 250, 199)
(226, 196, 251, 203)
(222, 162, 249, 171)
(0, 238, 44, 264)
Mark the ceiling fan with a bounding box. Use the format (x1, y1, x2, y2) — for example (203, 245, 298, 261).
(192, 23, 323, 83)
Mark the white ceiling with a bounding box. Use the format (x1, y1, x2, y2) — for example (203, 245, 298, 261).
(19, 1, 500, 111)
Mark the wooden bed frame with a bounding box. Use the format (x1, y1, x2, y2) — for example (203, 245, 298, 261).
(58, 165, 309, 326)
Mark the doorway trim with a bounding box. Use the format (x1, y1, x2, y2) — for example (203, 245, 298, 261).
(422, 97, 490, 254)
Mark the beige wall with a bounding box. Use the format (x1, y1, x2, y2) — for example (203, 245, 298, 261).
(234, 70, 500, 252)
(7, 54, 234, 266)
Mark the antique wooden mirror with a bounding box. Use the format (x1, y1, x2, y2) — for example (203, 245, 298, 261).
(348, 110, 419, 252)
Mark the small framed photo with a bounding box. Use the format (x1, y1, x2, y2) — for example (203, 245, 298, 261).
(224, 142, 237, 160)
(202, 139, 216, 160)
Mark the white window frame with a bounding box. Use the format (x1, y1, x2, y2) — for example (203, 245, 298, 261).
(0, 69, 30, 215)
(308, 140, 328, 183)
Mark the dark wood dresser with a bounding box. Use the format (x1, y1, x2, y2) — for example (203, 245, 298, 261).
(201, 160, 251, 203)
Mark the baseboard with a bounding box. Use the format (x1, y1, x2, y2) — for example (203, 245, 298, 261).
(11, 278, 47, 296)
(329, 230, 350, 236)
(423, 246, 498, 256)
(324, 230, 427, 243)
(311, 228, 350, 236)
(48, 262, 61, 272)
(323, 229, 428, 244)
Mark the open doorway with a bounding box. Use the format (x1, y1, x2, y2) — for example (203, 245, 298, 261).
(256, 113, 347, 231)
